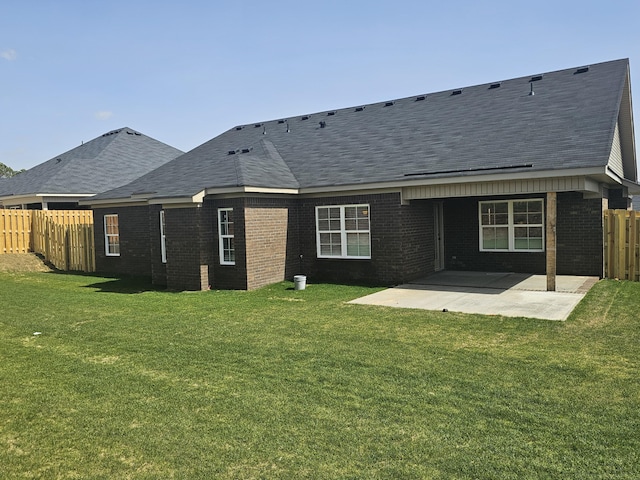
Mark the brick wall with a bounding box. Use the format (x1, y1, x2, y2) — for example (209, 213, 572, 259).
(207, 198, 246, 290)
(297, 192, 432, 286)
(556, 192, 604, 276)
(244, 200, 296, 290)
(444, 193, 605, 276)
(606, 188, 631, 209)
(94, 206, 152, 277)
(94, 189, 608, 290)
(148, 205, 167, 286)
(164, 206, 216, 291)
(401, 200, 434, 280)
(444, 195, 546, 274)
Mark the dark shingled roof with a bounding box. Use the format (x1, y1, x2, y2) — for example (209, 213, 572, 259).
(0, 128, 183, 198)
(91, 59, 633, 201)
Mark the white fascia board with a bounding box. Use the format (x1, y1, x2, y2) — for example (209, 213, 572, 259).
(204, 186, 299, 196)
(148, 190, 205, 207)
(1, 193, 95, 203)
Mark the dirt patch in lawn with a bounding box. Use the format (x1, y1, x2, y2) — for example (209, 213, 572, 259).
(0, 254, 53, 272)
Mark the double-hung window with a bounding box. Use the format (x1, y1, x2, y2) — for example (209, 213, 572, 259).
(218, 208, 235, 265)
(159, 210, 167, 263)
(104, 214, 120, 256)
(479, 199, 544, 252)
(316, 204, 371, 259)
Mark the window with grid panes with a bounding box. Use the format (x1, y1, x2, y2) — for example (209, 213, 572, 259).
(479, 199, 544, 252)
(218, 208, 235, 265)
(104, 214, 120, 256)
(316, 204, 370, 259)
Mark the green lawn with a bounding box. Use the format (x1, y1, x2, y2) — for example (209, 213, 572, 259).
(0, 271, 638, 479)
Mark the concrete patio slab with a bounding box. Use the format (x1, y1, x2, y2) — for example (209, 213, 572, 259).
(349, 271, 599, 320)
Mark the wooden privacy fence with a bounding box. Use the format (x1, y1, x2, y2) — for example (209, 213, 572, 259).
(0, 209, 95, 272)
(604, 209, 640, 281)
(0, 209, 32, 254)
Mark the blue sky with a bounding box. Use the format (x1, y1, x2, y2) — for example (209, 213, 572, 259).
(1, 0, 639, 171)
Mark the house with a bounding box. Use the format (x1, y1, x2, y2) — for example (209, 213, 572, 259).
(84, 59, 638, 291)
(0, 128, 183, 209)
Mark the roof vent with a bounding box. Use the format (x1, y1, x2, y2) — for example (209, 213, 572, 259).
(277, 119, 286, 124)
(415, 95, 426, 101)
(228, 150, 237, 155)
(530, 74, 543, 82)
(56, 158, 62, 163)
(355, 106, 365, 112)
(489, 83, 501, 89)
(384, 101, 395, 106)
(235, 126, 243, 131)
(301, 115, 310, 120)
(575, 66, 589, 74)
(254, 123, 262, 128)
(451, 89, 462, 96)
(327, 111, 336, 116)
(241, 148, 252, 153)
(319, 121, 326, 128)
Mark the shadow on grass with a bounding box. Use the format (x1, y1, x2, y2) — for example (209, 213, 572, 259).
(81, 276, 165, 294)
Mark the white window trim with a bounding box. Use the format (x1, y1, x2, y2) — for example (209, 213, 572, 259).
(316, 204, 371, 259)
(160, 210, 167, 264)
(478, 199, 545, 252)
(218, 208, 235, 265)
(104, 214, 120, 257)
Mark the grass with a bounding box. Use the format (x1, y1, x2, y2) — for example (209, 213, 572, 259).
(0, 269, 639, 479)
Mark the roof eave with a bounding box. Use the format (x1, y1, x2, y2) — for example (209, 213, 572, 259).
(299, 166, 611, 194)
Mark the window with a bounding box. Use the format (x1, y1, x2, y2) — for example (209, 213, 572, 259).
(160, 210, 167, 263)
(218, 208, 235, 265)
(316, 204, 371, 259)
(479, 199, 544, 252)
(104, 214, 120, 256)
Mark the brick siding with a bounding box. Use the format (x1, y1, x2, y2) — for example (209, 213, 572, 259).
(556, 192, 604, 276)
(148, 205, 167, 286)
(94, 206, 152, 277)
(298, 193, 433, 286)
(95, 189, 609, 290)
(245, 203, 293, 290)
(164, 205, 217, 291)
(444, 193, 604, 276)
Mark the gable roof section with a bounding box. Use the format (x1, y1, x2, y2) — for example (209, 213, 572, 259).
(88, 59, 637, 204)
(0, 128, 184, 202)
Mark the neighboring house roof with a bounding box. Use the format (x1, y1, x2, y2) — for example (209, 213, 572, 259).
(88, 59, 638, 204)
(0, 128, 184, 205)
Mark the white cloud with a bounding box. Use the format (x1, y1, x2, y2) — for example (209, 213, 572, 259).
(95, 111, 113, 120)
(1, 49, 17, 61)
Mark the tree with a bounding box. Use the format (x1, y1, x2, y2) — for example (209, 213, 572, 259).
(0, 162, 24, 178)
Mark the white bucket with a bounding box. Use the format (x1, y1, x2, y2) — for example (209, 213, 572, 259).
(293, 275, 307, 290)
